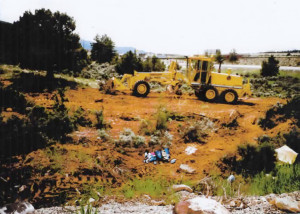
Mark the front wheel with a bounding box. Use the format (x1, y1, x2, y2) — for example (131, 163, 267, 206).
(204, 87, 219, 102)
(221, 89, 238, 104)
(133, 81, 150, 97)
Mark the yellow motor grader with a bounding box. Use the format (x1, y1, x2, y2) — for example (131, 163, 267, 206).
(104, 56, 252, 104)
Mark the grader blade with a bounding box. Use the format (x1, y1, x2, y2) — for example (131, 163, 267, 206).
(100, 79, 117, 94)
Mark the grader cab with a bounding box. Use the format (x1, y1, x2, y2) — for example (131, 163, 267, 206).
(187, 56, 252, 104)
(103, 56, 251, 104)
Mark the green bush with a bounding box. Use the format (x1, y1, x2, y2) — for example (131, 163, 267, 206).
(72, 107, 92, 127)
(237, 142, 276, 176)
(250, 163, 300, 195)
(155, 106, 171, 130)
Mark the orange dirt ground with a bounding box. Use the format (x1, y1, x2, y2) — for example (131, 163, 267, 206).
(25, 88, 292, 183)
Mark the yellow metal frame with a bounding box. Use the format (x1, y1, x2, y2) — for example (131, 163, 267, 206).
(110, 56, 252, 98)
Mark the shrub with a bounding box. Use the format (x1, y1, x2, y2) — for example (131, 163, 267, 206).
(181, 119, 214, 143)
(139, 119, 154, 135)
(115, 128, 145, 148)
(94, 109, 110, 129)
(237, 142, 275, 176)
(97, 129, 110, 142)
(155, 105, 171, 130)
(72, 107, 92, 127)
(149, 130, 173, 147)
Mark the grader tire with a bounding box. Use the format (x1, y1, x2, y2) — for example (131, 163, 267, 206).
(221, 89, 238, 104)
(133, 81, 150, 97)
(204, 86, 219, 102)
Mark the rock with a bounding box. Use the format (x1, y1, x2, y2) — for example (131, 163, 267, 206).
(174, 197, 230, 214)
(174, 201, 190, 214)
(0, 201, 34, 214)
(172, 184, 193, 193)
(179, 164, 196, 174)
(269, 196, 300, 213)
(185, 146, 197, 155)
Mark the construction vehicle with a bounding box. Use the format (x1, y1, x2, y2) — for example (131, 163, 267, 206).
(104, 56, 252, 104)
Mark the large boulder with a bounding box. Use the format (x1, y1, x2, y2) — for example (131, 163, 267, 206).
(174, 197, 230, 214)
(269, 196, 300, 213)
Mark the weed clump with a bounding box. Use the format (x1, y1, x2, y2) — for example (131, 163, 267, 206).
(97, 129, 110, 142)
(115, 128, 146, 148)
(94, 108, 110, 129)
(149, 130, 173, 147)
(181, 118, 214, 143)
(139, 119, 154, 135)
(72, 107, 92, 127)
(155, 105, 171, 130)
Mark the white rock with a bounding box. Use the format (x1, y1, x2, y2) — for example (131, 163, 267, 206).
(185, 146, 197, 155)
(269, 196, 300, 213)
(188, 197, 230, 214)
(180, 164, 196, 174)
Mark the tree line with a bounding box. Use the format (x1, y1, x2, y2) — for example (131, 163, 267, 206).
(0, 9, 166, 78)
(0, 8, 279, 78)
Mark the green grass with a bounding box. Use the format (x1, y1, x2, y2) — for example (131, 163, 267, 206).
(120, 177, 179, 203)
(249, 163, 300, 195)
(279, 70, 300, 79)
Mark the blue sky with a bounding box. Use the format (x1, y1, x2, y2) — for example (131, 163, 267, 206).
(1, 0, 299, 54)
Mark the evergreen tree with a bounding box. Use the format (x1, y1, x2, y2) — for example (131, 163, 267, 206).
(215, 49, 225, 73)
(260, 55, 280, 77)
(13, 9, 88, 78)
(116, 51, 143, 74)
(228, 49, 238, 64)
(91, 34, 116, 64)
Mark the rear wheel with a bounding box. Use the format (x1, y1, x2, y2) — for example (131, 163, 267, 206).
(222, 89, 238, 104)
(204, 87, 218, 102)
(133, 81, 150, 97)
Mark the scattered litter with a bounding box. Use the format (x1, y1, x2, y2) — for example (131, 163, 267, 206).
(143, 148, 171, 164)
(185, 146, 197, 155)
(227, 175, 235, 183)
(275, 145, 298, 164)
(170, 159, 176, 164)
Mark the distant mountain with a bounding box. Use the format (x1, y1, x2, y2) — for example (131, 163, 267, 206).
(80, 40, 145, 55)
(80, 40, 92, 50)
